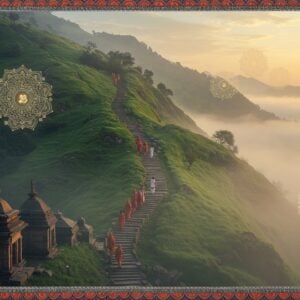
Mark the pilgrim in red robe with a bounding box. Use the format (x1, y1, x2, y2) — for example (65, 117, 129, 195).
(137, 190, 144, 207)
(115, 245, 123, 268)
(136, 136, 143, 153)
(125, 200, 132, 220)
(141, 187, 146, 204)
(118, 211, 126, 231)
(131, 191, 137, 213)
(108, 231, 116, 256)
(143, 142, 149, 154)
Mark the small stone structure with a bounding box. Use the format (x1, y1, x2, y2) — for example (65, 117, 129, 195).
(77, 217, 95, 245)
(55, 211, 78, 246)
(20, 181, 57, 258)
(0, 199, 33, 286)
(0, 181, 96, 285)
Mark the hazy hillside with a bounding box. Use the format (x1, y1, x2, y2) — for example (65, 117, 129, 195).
(16, 11, 278, 121)
(231, 75, 300, 97)
(1, 16, 300, 286)
(121, 70, 300, 286)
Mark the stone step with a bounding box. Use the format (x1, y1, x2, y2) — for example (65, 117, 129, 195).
(111, 274, 144, 279)
(110, 265, 140, 270)
(111, 262, 139, 267)
(111, 269, 142, 273)
(111, 276, 145, 282)
(111, 259, 138, 263)
(112, 280, 143, 286)
(111, 273, 145, 278)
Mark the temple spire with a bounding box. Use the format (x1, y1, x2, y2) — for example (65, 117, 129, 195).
(29, 180, 37, 197)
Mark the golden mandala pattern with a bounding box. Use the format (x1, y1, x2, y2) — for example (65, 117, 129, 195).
(0, 65, 53, 131)
(209, 77, 238, 101)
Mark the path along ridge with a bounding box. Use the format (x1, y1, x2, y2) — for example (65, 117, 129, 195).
(108, 79, 168, 286)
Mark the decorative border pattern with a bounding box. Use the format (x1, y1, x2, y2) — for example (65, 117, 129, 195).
(0, 0, 299, 9)
(0, 287, 300, 299)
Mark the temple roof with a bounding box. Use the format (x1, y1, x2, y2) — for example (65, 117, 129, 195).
(0, 198, 27, 235)
(55, 211, 76, 229)
(20, 181, 56, 227)
(77, 217, 93, 232)
(0, 199, 13, 215)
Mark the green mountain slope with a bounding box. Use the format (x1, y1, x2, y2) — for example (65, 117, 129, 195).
(0, 20, 143, 235)
(0, 18, 199, 233)
(0, 17, 300, 286)
(122, 70, 300, 285)
(28, 244, 109, 286)
(16, 11, 278, 121)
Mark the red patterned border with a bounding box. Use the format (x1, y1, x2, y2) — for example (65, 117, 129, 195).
(0, 290, 299, 300)
(0, 0, 299, 9)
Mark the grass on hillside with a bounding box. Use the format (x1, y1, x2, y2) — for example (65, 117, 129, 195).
(122, 71, 298, 286)
(0, 20, 144, 236)
(28, 244, 109, 286)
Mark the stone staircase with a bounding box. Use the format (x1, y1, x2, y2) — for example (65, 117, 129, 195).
(108, 80, 168, 286)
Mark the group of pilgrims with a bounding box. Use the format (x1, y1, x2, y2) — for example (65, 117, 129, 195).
(112, 72, 121, 86)
(136, 135, 155, 158)
(105, 136, 158, 269)
(105, 188, 146, 268)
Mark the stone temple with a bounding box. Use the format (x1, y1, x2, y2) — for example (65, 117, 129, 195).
(0, 198, 34, 286)
(0, 181, 96, 286)
(20, 181, 57, 258)
(55, 211, 79, 246)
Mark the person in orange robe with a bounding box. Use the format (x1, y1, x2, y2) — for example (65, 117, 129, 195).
(131, 191, 137, 213)
(124, 200, 132, 220)
(118, 210, 126, 231)
(143, 142, 149, 155)
(115, 245, 123, 269)
(136, 136, 143, 154)
(141, 186, 146, 204)
(108, 231, 116, 257)
(137, 189, 144, 207)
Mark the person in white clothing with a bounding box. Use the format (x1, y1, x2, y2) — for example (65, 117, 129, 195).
(150, 176, 156, 193)
(149, 145, 154, 158)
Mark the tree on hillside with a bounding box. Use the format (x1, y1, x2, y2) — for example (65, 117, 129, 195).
(213, 130, 238, 153)
(157, 83, 173, 97)
(86, 41, 97, 53)
(143, 69, 154, 85)
(134, 66, 143, 74)
(108, 51, 135, 67)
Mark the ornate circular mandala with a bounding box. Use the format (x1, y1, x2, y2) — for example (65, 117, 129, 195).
(209, 77, 238, 101)
(0, 65, 53, 131)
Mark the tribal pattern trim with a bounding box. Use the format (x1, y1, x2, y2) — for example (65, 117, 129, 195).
(0, 0, 299, 9)
(1, 287, 300, 300)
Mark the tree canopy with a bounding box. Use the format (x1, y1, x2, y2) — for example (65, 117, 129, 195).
(143, 69, 154, 85)
(157, 83, 173, 97)
(213, 130, 238, 153)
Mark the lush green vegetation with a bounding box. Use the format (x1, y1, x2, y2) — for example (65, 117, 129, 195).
(28, 244, 109, 286)
(123, 71, 300, 286)
(0, 18, 144, 235)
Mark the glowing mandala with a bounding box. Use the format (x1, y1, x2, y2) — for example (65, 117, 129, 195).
(0, 65, 53, 131)
(209, 77, 238, 101)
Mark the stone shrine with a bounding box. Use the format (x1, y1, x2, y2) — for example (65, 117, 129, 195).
(20, 181, 57, 258)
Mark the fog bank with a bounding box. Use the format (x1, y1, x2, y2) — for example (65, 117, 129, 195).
(193, 96, 300, 204)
